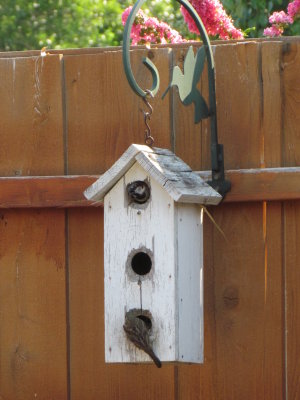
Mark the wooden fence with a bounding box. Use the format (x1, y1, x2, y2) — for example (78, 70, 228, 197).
(0, 38, 300, 399)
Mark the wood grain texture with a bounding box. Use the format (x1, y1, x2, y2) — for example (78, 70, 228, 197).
(67, 208, 105, 399)
(136, 151, 221, 204)
(0, 175, 97, 208)
(178, 203, 284, 400)
(282, 42, 300, 400)
(0, 167, 300, 208)
(177, 41, 285, 400)
(211, 203, 282, 399)
(0, 55, 64, 176)
(260, 41, 282, 167)
(214, 42, 262, 170)
(65, 47, 176, 399)
(0, 54, 67, 399)
(0, 209, 67, 399)
(282, 42, 300, 166)
(1, 39, 300, 399)
(197, 41, 284, 400)
(64, 48, 172, 175)
(284, 201, 300, 400)
(282, 41, 300, 400)
(199, 167, 300, 202)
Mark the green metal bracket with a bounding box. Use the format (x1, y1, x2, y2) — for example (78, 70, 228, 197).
(122, 0, 160, 97)
(162, 46, 209, 124)
(122, 0, 231, 198)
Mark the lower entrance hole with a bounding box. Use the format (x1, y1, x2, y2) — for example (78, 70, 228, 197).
(131, 251, 152, 276)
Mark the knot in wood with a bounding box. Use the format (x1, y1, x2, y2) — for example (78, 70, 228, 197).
(222, 286, 239, 309)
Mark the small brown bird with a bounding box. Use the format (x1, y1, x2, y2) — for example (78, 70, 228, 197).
(123, 309, 161, 368)
(127, 181, 151, 204)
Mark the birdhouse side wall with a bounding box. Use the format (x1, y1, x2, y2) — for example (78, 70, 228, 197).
(176, 203, 203, 363)
(104, 162, 177, 364)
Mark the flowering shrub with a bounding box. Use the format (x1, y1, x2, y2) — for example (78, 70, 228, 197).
(122, 0, 300, 44)
(122, 1, 244, 44)
(122, 6, 185, 44)
(264, 0, 300, 36)
(180, 0, 244, 39)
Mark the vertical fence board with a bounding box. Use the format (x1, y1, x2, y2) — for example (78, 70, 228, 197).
(261, 41, 285, 399)
(210, 203, 282, 399)
(282, 41, 300, 400)
(67, 208, 104, 399)
(282, 42, 300, 167)
(0, 55, 67, 399)
(285, 201, 300, 400)
(0, 55, 64, 176)
(0, 209, 67, 399)
(214, 42, 262, 169)
(261, 42, 283, 167)
(262, 202, 284, 399)
(65, 48, 175, 400)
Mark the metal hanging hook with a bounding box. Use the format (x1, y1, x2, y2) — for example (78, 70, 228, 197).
(122, 0, 231, 197)
(122, 0, 215, 99)
(142, 90, 155, 147)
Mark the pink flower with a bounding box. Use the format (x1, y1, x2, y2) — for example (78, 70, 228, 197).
(122, 6, 133, 26)
(122, 6, 185, 45)
(269, 11, 293, 24)
(288, 0, 300, 18)
(180, 0, 244, 39)
(263, 26, 284, 37)
(264, 1, 299, 38)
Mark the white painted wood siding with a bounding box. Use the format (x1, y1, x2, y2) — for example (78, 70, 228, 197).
(176, 203, 203, 363)
(104, 162, 177, 363)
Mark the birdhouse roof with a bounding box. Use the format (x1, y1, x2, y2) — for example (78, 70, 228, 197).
(84, 144, 222, 205)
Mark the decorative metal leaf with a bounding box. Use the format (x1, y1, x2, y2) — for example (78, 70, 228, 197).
(162, 46, 209, 123)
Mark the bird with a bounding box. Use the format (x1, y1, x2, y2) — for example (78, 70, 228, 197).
(127, 180, 151, 204)
(162, 45, 209, 124)
(123, 309, 162, 368)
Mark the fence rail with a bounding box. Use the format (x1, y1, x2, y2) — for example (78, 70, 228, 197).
(0, 166, 299, 208)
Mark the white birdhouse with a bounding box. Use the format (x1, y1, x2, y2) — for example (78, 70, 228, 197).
(84, 144, 221, 365)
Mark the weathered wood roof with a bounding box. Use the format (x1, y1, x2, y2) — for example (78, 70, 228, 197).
(84, 144, 222, 205)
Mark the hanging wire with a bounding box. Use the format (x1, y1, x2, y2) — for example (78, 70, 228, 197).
(138, 278, 143, 314)
(142, 90, 155, 147)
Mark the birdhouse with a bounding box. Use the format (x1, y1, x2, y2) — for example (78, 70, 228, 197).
(84, 144, 221, 365)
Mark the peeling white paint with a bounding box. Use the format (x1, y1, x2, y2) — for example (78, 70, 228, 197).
(104, 163, 204, 364)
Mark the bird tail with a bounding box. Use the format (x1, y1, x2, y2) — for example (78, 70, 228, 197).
(147, 349, 162, 368)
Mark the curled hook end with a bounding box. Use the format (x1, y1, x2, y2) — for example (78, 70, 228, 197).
(145, 136, 155, 147)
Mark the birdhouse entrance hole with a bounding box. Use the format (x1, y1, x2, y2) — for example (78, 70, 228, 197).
(127, 180, 151, 204)
(131, 251, 152, 276)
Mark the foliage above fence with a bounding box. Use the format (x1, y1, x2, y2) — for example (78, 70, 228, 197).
(1, 0, 300, 51)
